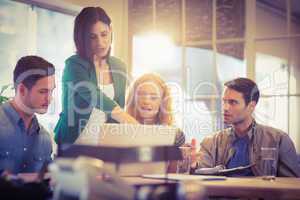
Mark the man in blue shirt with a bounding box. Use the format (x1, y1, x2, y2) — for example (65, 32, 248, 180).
(0, 56, 55, 174)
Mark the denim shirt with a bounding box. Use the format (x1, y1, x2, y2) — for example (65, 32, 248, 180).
(0, 102, 52, 174)
(226, 131, 254, 176)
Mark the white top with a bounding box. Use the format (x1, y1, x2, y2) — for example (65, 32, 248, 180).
(95, 64, 115, 99)
(94, 65, 115, 122)
(93, 83, 115, 123)
(98, 83, 115, 99)
(76, 82, 113, 144)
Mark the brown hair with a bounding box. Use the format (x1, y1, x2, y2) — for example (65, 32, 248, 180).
(13, 55, 55, 90)
(74, 7, 111, 60)
(224, 77, 260, 105)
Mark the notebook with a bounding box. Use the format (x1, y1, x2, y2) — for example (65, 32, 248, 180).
(142, 173, 227, 181)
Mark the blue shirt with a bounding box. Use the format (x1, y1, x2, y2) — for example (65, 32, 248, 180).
(0, 102, 52, 174)
(226, 134, 254, 177)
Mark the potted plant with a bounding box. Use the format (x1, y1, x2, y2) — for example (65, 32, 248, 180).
(0, 84, 12, 105)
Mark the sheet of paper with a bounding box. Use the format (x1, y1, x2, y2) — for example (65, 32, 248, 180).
(75, 108, 106, 145)
(142, 173, 227, 181)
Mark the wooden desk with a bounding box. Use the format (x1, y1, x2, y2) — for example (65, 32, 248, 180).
(18, 173, 300, 199)
(124, 176, 300, 200)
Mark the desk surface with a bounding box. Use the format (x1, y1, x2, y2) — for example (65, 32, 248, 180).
(124, 176, 300, 199)
(18, 173, 300, 199)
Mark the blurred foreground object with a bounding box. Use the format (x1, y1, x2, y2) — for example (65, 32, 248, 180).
(49, 156, 135, 200)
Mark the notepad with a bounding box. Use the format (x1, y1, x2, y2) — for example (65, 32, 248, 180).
(142, 173, 227, 181)
(194, 164, 255, 175)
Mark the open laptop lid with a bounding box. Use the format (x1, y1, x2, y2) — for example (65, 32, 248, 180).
(98, 123, 177, 147)
(77, 123, 177, 147)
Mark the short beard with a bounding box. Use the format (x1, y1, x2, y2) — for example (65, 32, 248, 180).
(232, 118, 245, 126)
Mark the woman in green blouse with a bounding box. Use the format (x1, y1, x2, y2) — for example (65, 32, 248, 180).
(54, 7, 137, 144)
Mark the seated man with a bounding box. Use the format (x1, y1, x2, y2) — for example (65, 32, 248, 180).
(0, 56, 55, 174)
(194, 78, 300, 177)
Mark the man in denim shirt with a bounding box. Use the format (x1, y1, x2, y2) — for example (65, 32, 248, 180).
(194, 78, 300, 177)
(0, 56, 55, 174)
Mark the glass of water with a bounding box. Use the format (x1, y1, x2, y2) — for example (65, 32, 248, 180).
(261, 147, 277, 181)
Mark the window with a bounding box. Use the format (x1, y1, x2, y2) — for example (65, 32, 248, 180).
(130, 0, 300, 152)
(130, 0, 246, 144)
(35, 6, 75, 132)
(255, 0, 300, 150)
(0, 0, 75, 135)
(0, 0, 32, 90)
(255, 52, 289, 132)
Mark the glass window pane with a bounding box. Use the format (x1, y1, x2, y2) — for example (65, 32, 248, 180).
(186, 0, 212, 42)
(132, 33, 184, 133)
(290, 0, 300, 35)
(289, 96, 300, 152)
(255, 96, 288, 133)
(289, 37, 300, 95)
(35, 7, 75, 132)
(255, 39, 289, 95)
(185, 46, 222, 139)
(217, 43, 244, 60)
(215, 43, 247, 130)
(36, 7, 74, 66)
(216, 42, 246, 90)
(181, 100, 215, 144)
(256, 0, 287, 38)
(156, 0, 181, 43)
(129, 0, 153, 34)
(216, 0, 245, 40)
(0, 0, 32, 95)
(186, 46, 217, 97)
(132, 33, 182, 85)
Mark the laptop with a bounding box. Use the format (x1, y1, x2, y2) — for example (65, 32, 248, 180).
(76, 108, 177, 147)
(75, 109, 178, 175)
(100, 123, 177, 147)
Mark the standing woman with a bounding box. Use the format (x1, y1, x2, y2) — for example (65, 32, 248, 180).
(55, 7, 137, 144)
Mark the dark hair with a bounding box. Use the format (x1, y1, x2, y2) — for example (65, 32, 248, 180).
(13, 55, 55, 90)
(74, 7, 111, 60)
(224, 78, 260, 105)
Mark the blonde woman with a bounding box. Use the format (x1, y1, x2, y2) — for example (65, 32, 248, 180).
(126, 73, 185, 146)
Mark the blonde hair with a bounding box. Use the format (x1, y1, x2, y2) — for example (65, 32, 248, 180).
(126, 73, 173, 125)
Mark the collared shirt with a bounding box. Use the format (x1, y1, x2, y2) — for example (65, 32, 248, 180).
(226, 134, 254, 176)
(0, 102, 52, 174)
(196, 121, 300, 177)
(225, 123, 255, 176)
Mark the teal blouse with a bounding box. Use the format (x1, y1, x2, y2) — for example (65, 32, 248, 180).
(54, 55, 128, 144)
